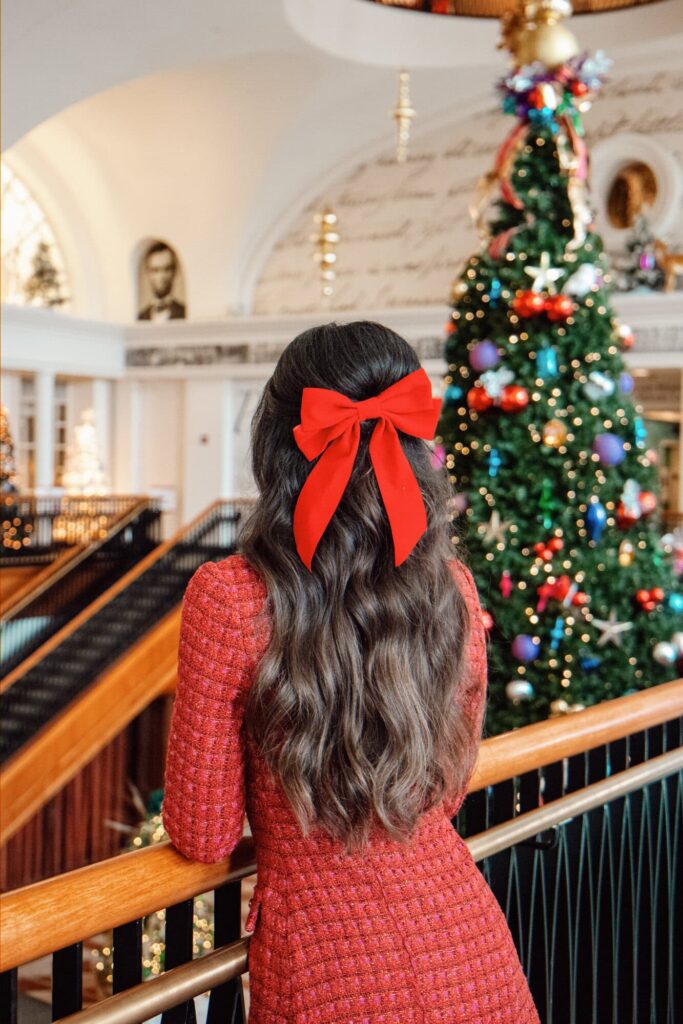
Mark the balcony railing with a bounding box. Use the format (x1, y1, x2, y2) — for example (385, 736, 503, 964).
(1, 678, 681, 1024)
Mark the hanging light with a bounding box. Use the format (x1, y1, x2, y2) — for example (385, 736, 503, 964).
(311, 208, 340, 297)
(391, 69, 416, 163)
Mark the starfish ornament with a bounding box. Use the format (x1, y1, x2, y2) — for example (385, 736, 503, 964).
(480, 510, 511, 546)
(591, 610, 634, 648)
(524, 252, 564, 294)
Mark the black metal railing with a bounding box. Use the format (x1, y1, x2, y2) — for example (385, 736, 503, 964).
(0, 494, 151, 565)
(1, 499, 162, 674)
(1, 702, 680, 1024)
(455, 716, 683, 1024)
(0, 500, 253, 766)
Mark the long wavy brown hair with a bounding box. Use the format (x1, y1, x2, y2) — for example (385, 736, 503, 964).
(240, 321, 480, 853)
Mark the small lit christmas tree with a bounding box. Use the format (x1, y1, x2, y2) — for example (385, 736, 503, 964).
(0, 406, 19, 494)
(436, 8, 683, 734)
(614, 214, 665, 293)
(23, 240, 68, 307)
(62, 409, 109, 495)
(1, 405, 32, 551)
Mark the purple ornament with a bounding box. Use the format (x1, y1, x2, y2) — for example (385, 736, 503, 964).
(639, 252, 655, 271)
(593, 433, 626, 467)
(512, 634, 541, 663)
(619, 372, 634, 394)
(469, 340, 499, 372)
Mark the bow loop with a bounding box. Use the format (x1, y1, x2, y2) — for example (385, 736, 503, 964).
(292, 368, 442, 571)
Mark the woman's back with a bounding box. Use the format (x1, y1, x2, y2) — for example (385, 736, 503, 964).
(162, 552, 540, 1023)
(162, 320, 539, 1021)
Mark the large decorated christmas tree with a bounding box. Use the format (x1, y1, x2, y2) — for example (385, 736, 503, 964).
(436, 7, 682, 735)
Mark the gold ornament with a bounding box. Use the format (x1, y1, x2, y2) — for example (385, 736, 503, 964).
(391, 70, 416, 164)
(618, 539, 635, 566)
(542, 418, 568, 447)
(501, 0, 580, 71)
(525, 20, 580, 68)
(549, 698, 570, 716)
(451, 278, 468, 303)
(311, 208, 340, 298)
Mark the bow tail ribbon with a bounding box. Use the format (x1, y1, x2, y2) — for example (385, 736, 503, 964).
(293, 423, 360, 571)
(369, 418, 427, 566)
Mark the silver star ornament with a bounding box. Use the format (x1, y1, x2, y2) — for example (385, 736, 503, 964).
(591, 609, 634, 648)
(524, 251, 564, 294)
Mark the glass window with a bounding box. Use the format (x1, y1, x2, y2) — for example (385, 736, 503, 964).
(1, 161, 70, 309)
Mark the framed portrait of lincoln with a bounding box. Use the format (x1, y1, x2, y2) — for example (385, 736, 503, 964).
(137, 240, 187, 320)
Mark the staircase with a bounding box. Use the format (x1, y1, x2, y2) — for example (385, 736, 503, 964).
(0, 499, 253, 843)
(1, 497, 162, 675)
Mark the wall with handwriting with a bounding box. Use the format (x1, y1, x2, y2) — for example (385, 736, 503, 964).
(252, 63, 683, 316)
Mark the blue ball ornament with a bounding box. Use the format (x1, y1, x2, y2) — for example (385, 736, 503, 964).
(580, 656, 602, 672)
(585, 500, 607, 542)
(512, 634, 541, 663)
(444, 384, 464, 406)
(536, 345, 558, 380)
(592, 433, 626, 467)
(619, 372, 634, 395)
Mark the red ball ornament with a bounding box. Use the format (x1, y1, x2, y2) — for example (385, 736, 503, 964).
(651, 587, 665, 603)
(481, 610, 494, 631)
(572, 591, 589, 607)
(444, 320, 456, 336)
(570, 81, 589, 97)
(552, 575, 572, 602)
(548, 538, 564, 553)
(500, 385, 529, 412)
(638, 491, 657, 516)
(544, 294, 575, 321)
(616, 501, 639, 530)
(636, 588, 651, 606)
(467, 386, 494, 412)
(513, 290, 546, 317)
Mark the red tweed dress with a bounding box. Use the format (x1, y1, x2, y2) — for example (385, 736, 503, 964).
(162, 554, 540, 1023)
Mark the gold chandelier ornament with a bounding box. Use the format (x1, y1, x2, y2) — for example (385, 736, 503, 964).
(500, 0, 580, 68)
(311, 208, 340, 297)
(391, 70, 416, 163)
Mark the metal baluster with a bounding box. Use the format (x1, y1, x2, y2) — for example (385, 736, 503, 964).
(52, 942, 82, 1020)
(206, 880, 246, 1024)
(0, 968, 17, 1024)
(112, 919, 142, 993)
(161, 899, 197, 1024)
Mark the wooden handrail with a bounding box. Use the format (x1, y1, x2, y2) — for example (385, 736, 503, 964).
(1, 838, 257, 973)
(2, 678, 681, 973)
(2, 497, 151, 622)
(1, 545, 85, 617)
(471, 675, 683, 790)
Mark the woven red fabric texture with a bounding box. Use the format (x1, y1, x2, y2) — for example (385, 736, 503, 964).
(162, 554, 540, 1023)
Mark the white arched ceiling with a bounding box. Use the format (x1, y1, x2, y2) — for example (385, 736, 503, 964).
(3, 1, 683, 322)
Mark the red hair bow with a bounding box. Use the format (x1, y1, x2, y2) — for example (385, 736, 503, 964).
(292, 367, 442, 571)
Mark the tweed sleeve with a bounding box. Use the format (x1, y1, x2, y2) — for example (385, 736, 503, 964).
(443, 560, 488, 819)
(161, 560, 250, 863)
